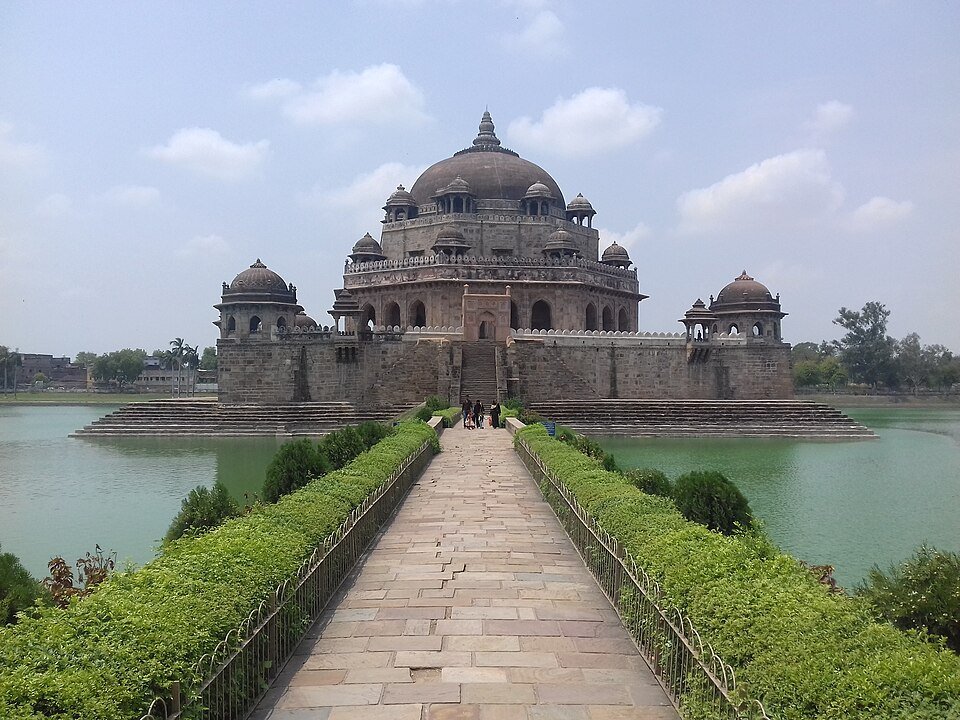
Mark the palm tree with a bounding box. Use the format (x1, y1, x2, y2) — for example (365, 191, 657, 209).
(182, 344, 199, 396)
(169, 338, 186, 397)
(1, 348, 22, 397)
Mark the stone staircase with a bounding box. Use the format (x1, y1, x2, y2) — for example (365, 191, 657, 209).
(459, 342, 500, 403)
(72, 399, 412, 437)
(526, 399, 876, 439)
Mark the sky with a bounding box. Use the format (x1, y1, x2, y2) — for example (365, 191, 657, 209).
(1, 1, 958, 358)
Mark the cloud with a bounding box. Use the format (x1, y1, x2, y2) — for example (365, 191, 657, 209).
(0, 122, 45, 171)
(266, 64, 428, 126)
(147, 128, 269, 181)
(176, 233, 230, 258)
(35, 193, 72, 217)
(245, 78, 302, 101)
(803, 101, 854, 137)
(846, 196, 914, 232)
(676, 149, 845, 234)
(98, 185, 161, 207)
(596, 222, 651, 256)
(305, 161, 426, 211)
(507, 88, 661, 158)
(502, 10, 565, 57)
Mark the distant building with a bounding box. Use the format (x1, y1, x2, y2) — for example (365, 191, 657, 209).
(16, 354, 88, 389)
(215, 112, 792, 405)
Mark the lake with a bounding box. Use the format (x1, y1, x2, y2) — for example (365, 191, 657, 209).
(1, 404, 958, 588)
(597, 407, 960, 588)
(0, 405, 282, 579)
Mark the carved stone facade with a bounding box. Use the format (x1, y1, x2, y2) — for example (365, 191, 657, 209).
(215, 111, 794, 405)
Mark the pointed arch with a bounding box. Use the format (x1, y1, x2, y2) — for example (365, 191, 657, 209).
(531, 300, 552, 330)
(585, 303, 598, 331)
(409, 299, 426, 328)
(385, 302, 401, 328)
(601, 306, 614, 331)
(618, 307, 629, 331)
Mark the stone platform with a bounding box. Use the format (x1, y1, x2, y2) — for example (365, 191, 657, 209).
(252, 423, 677, 720)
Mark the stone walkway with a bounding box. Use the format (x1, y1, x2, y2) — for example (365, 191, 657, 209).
(252, 423, 678, 720)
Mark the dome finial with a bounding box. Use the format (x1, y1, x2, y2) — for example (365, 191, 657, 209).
(474, 110, 501, 148)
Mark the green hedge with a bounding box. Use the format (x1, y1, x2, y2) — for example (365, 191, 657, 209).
(432, 407, 461, 428)
(515, 424, 960, 719)
(0, 421, 438, 720)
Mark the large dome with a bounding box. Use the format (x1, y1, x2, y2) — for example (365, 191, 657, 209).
(409, 112, 565, 206)
(713, 271, 777, 307)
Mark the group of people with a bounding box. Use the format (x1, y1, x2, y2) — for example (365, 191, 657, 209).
(461, 396, 501, 430)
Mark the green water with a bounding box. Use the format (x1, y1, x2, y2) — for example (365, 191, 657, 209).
(2, 406, 958, 589)
(0, 406, 282, 579)
(597, 407, 960, 588)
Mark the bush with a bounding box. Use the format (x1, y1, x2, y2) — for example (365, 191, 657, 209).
(623, 467, 672, 497)
(672, 470, 753, 535)
(415, 395, 450, 421)
(514, 424, 960, 718)
(165, 481, 239, 543)
(857, 545, 960, 652)
(357, 420, 392, 449)
(432, 407, 461, 427)
(262, 438, 330, 503)
(320, 425, 366, 470)
(0, 421, 437, 720)
(0, 546, 42, 625)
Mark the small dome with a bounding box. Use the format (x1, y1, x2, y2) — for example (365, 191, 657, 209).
(436, 175, 473, 195)
(352, 232, 383, 254)
(524, 181, 555, 199)
(713, 270, 776, 306)
(384, 184, 416, 207)
(294, 311, 317, 328)
(684, 298, 714, 320)
(228, 259, 288, 293)
(601, 241, 630, 264)
(543, 228, 579, 256)
(432, 225, 471, 254)
(436, 225, 466, 241)
(566, 193, 595, 213)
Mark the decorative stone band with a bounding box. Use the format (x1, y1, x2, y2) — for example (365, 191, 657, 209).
(344, 253, 637, 279)
(510, 328, 752, 346)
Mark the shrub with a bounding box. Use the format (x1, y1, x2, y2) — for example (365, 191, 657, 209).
(262, 438, 330, 502)
(165, 481, 239, 543)
(0, 421, 436, 720)
(320, 425, 366, 470)
(623, 467, 672, 497)
(514, 424, 960, 718)
(357, 420, 392, 449)
(432, 407, 461, 427)
(503, 396, 525, 412)
(415, 395, 450, 421)
(857, 545, 960, 652)
(672, 470, 753, 535)
(0, 546, 42, 625)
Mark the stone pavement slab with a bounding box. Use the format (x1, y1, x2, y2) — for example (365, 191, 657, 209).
(251, 424, 677, 720)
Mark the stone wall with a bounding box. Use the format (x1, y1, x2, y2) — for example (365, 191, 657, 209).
(509, 339, 792, 401)
(218, 334, 791, 405)
(218, 338, 452, 405)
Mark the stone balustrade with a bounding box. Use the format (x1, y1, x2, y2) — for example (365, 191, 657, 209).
(344, 253, 637, 279)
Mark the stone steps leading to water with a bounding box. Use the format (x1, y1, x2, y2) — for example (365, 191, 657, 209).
(526, 399, 876, 439)
(73, 400, 412, 437)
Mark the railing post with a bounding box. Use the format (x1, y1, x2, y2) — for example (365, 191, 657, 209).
(268, 591, 280, 681)
(171, 681, 181, 715)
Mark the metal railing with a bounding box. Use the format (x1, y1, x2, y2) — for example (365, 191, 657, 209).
(140, 440, 434, 720)
(515, 438, 772, 720)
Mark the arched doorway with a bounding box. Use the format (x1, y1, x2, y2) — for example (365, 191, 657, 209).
(360, 304, 376, 330)
(728, 324, 739, 335)
(478, 311, 496, 340)
(618, 308, 629, 331)
(249, 316, 262, 333)
(227, 316, 236, 334)
(409, 299, 426, 328)
(752, 322, 763, 337)
(601, 306, 614, 331)
(531, 300, 552, 330)
(510, 301, 519, 330)
(385, 302, 401, 328)
(585, 303, 598, 331)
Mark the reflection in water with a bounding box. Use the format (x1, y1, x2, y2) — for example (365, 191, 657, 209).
(598, 409, 960, 588)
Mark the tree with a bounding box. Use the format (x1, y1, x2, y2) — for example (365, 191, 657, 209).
(73, 351, 98, 367)
(672, 470, 753, 535)
(833, 302, 897, 388)
(0, 544, 43, 625)
(91, 349, 146, 388)
(895, 332, 925, 393)
(857, 545, 960, 652)
(0, 346, 22, 394)
(262, 439, 331, 502)
(200, 346, 218, 371)
(165, 481, 239, 542)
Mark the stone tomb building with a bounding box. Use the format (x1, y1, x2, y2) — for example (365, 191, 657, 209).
(215, 112, 793, 405)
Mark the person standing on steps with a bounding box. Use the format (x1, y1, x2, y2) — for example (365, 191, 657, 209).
(490, 401, 501, 429)
(461, 396, 471, 428)
(474, 400, 484, 429)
